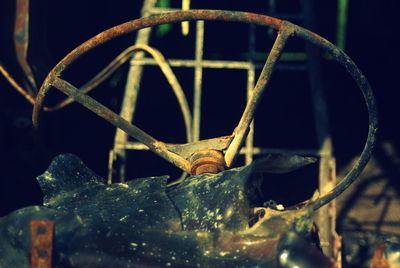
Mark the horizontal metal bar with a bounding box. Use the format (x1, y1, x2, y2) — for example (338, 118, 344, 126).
(131, 58, 307, 71)
(239, 147, 322, 157)
(117, 141, 323, 157)
(131, 58, 252, 69)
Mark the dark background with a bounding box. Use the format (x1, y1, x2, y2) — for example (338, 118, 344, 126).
(0, 0, 399, 218)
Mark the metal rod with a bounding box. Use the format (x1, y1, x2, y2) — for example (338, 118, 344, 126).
(336, 0, 349, 51)
(193, 20, 204, 142)
(14, 0, 37, 95)
(301, 0, 337, 258)
(150, 7, 303, 20)
(132, 58, 307, 70)
(181, 0, 190, 35)
(245, 65, 256, 165)
(50, 77, 191, 173)
(225, 24, 292, 167)
(132, 58, 253, 69)
(110, 0, 157, 182)
(239, 147, 322, 157)
(0, 61, 36, 104)
(245, 24, 257, 165)
(116, 142, 322, 157)
(296, 24, 378, 209)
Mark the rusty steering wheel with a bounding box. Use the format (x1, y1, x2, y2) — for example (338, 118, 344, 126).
(32, 10, 378, 210)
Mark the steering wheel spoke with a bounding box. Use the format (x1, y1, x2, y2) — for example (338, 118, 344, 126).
(225, 22, 293, 167)
(50, 77, 191, 173)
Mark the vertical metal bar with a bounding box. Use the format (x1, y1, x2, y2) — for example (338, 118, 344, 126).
(318, 155, 341, 261)
(245, 24, 257, 165)
(110, 0, 157, 183)
(107, 150, 116, 184)
(267, 0, 277, 38)
(14, 0, 37, 95)
(301, 0, 340, 262)
(320, 157, 341, 263)
(245, 66, 255, 165)
(375, 196, 392, 236)
(181, 0, 190, 35)
(193, 20, 204, 142)
(336, 0, 348, 51)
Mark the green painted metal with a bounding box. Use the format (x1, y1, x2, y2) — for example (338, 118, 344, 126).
(155, 0, 172, 37)
(336, 0, 348, 51)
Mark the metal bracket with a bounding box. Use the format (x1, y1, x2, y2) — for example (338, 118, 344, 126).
(30, 220, 54, 268)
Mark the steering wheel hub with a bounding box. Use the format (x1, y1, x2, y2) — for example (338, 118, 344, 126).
(189, 150, 226, 175)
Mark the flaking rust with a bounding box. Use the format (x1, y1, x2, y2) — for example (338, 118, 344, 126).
(30, 220, 55, 268)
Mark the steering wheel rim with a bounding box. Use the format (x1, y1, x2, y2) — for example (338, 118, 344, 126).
(32, 10, 378, 210)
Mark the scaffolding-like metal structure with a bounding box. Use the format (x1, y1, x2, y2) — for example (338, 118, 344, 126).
(109, 0, 343, 261)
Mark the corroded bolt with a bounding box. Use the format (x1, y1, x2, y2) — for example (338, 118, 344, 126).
(189, 150, 226, 175)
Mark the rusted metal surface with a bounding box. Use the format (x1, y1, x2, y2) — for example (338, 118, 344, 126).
(32, 10, 378, 211)
(371, 242, 390, 268)
(14, 0, 37, 95)
(189, 150, 226, 175)
(0, 0, 39, 105)
(0, 61, 36, 104)
(30, 219, 54, 268)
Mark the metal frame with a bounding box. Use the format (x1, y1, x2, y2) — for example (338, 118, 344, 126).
(109, 1, 310, 183)
(32, 7, 377, 262)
